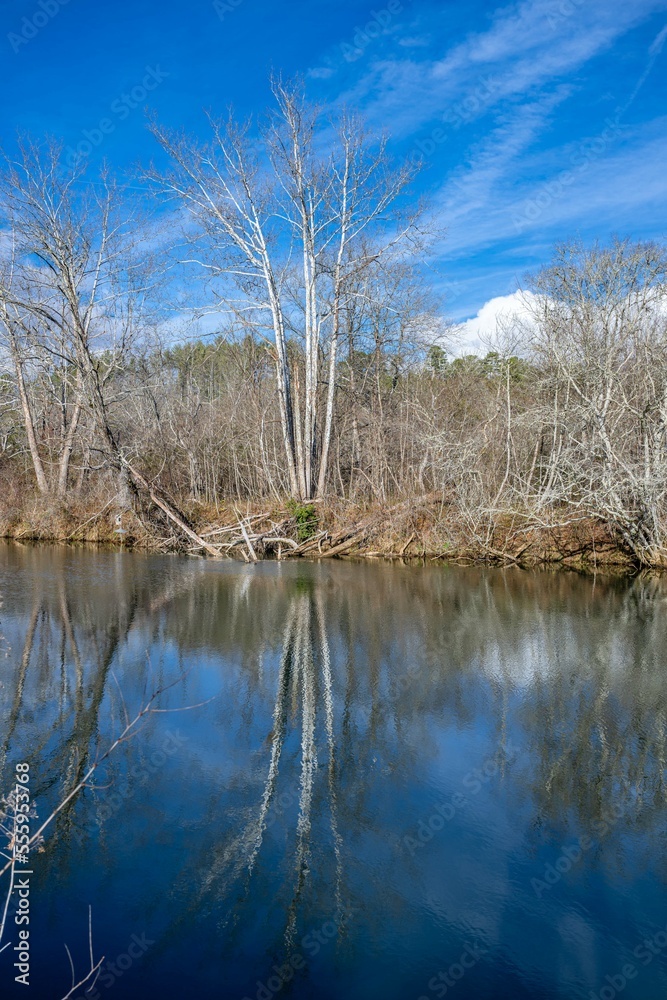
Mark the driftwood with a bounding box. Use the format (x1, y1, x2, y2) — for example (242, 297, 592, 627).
(200, 513, 271, 538)
(236, 513, 259, 563)
(317, 529, 368, 558)
(283, 530, 329, 556)
(123, 460, 222, 558)
(399, 532, 416, 556)
(263, 537, 299, 550)
(165, 497, 428, 562)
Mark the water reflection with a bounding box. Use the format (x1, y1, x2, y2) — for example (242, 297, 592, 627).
(0, 543, 666, 999)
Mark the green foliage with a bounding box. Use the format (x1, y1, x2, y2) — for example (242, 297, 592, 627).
(479, 351, 530, 382)
(286, 499, 319, 542)
(162, 335, 273, 401)
(443, 351, 531, 382)
(427, 344, 449, 375)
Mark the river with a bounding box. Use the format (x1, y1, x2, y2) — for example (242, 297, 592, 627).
(0, 543, 666, 999)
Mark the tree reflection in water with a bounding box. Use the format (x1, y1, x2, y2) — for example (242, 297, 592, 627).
(1, 544, 667, 999)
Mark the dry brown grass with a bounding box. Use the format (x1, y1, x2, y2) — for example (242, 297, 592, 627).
(0, 482, 638, 572)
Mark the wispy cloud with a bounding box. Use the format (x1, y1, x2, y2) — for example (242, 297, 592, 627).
(332, 0, 667, 138)
(307, 0, 667, 322)
(440, 88, 572, 226)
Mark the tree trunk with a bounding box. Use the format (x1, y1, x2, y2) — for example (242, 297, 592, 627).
(57, 394, 82, 497)
(12, 341, 48, 494)
(316, 301, 339, 498)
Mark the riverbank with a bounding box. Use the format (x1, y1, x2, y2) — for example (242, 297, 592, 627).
(0, 487, 638, 571)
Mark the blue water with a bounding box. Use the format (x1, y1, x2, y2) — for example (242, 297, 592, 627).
(0, 543, 666, 999)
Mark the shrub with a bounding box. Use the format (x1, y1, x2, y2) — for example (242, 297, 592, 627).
(286, 500, 319, 542)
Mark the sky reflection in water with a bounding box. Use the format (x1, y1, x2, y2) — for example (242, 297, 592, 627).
(0, 544, 666, 1000)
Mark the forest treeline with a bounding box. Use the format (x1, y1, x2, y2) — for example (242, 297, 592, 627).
(1, 81, 666, 567)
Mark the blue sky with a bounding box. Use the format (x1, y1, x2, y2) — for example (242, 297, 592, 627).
(1, 0, 666, 334)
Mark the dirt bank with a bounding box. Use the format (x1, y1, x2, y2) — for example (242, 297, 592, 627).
(0, 487, 641, 572)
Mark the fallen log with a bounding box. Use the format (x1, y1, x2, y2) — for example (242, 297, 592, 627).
(399, 532, 416, 556)
(200, 514, 271, 538)
(235, 511, 258, 563)
(122, 459, 222, 558)
(317, 528, 368, 558)
(284, 530, 329, 556)
(261, 536, 299, 550)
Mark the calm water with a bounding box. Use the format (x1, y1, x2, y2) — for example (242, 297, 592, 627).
(0, 543, 666, 1000)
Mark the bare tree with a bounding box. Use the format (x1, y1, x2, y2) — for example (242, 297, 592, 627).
(0, 281, 49, 493)
(525, 239, 667, 564)
(0, 140, 129, 498)
(0, 139, 221, 553)
(148, 77, 423, 499)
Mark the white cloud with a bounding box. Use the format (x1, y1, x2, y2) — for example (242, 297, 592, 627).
(439, 89, 571, 226)
(307, 65, 335, 80)
(453, 282, 667, 358)
(452, 291, 537, 354)
(398, 35, 432, 48)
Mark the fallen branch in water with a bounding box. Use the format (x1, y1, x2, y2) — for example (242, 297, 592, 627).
(0, 670, 205, 883)
(236, 510, 259, 563)
(60, 906, 104, 1000)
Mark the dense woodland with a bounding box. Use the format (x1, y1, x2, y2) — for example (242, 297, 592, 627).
(1, 82, 666, 567)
